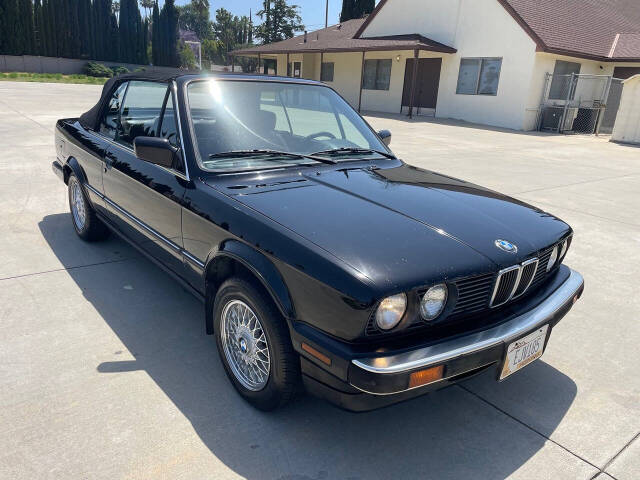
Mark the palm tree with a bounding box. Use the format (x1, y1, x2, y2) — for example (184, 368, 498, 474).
(139, 0, 154, 18)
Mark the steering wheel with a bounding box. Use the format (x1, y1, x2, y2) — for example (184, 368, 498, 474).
(306, 131, 336, 140)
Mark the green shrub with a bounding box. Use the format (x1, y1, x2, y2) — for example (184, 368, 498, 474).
(110, 66, 130, 75)
(8, 72, 18, 78)
(84, 62, 114, 78)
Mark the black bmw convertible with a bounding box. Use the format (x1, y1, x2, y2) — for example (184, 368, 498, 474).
(52, 72, 584, 411)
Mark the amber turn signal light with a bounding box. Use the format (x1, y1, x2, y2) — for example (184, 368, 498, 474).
(301, 342, 332, 366)
(408, 365, 444, 388)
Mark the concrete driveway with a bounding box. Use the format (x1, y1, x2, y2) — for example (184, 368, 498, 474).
(0, 81, 638, 480)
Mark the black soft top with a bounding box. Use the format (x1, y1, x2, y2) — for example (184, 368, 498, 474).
(78, 71, 189, 130)
(78, 70, 325, 131)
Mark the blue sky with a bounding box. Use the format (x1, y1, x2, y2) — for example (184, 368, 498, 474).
(173, 0, 349, 34)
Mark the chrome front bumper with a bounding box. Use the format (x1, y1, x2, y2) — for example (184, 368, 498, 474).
(348, 268, 584, 395)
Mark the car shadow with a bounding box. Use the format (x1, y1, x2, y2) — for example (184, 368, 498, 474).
(39, 212, 578, 479)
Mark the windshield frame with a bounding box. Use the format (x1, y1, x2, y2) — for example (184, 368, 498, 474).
(183, 77, 394, 174)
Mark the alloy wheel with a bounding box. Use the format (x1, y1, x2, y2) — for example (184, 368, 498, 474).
(220, 299, 271, 391)
(70, 178, 86, 230)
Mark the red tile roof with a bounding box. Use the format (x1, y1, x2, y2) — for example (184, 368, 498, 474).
(611, 33, 640, 59)
(232, 18, 456, 56)
(499, 0, 640, 60)
(235, 1, 640, 61)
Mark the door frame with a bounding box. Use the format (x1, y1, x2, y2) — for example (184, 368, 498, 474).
(401, 57, 443, 114)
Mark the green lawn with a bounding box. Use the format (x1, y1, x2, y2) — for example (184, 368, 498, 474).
(0, 72, 109, 84)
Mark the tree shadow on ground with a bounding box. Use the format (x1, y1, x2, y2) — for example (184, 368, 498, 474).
(40, 212, 578, 480)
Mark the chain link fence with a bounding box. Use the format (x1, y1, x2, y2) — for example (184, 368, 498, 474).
(536, 73, 619, 135)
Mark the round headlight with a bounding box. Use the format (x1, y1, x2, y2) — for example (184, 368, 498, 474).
(420, 284, 448, 321)
(558, 239, 568, 260)
(547, 245, 559, 272)
(375, 293, 407, 330)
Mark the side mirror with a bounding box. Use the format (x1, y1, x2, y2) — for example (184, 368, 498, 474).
(133, 136, 178, 168)
(377, 129, 391, 146)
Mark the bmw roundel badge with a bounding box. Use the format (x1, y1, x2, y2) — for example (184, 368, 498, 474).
(495, 239, 518, 253)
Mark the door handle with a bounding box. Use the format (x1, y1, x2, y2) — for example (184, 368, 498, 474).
(104, 155, 114, 171)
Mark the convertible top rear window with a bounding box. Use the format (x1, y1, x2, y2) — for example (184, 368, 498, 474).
(187, 80, 388, 172)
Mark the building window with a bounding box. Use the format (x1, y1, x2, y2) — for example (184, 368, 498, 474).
(320, 62, 334, 82)
(549, 60, 581, 100)
(456, 58, 502, 95)
(288, 61, 301, 78)
(363, 59, 392, 90)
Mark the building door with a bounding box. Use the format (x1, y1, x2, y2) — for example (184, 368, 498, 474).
(402, 58, 442, 110)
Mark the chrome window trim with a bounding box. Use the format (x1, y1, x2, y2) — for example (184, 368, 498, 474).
(182, 77, 393, 173)
(512, 257, 539, 300)
(170, 80, 190, 181)
(94, 79, 190, 182)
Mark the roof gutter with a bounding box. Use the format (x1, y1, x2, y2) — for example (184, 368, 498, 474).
(536, 44, 640, 63)
(232, 45, 456, 56)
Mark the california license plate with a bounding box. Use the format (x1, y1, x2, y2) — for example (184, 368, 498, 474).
(500, 325, 549, 380)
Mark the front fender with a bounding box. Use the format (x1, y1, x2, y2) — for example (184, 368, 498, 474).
(204, 240, 294, 334)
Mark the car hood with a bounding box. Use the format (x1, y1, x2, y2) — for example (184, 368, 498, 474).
(206, 163, 570, 290)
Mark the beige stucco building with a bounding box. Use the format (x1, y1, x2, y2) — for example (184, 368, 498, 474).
(233, 0, 640, 131)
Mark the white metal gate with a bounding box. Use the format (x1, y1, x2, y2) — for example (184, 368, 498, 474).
(536, 73, 619, 134)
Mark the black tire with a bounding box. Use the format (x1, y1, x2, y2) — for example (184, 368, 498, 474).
(68, 174, 110, 242)
(213, 277, 300, 411)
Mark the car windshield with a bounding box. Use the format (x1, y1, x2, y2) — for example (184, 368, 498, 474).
(187, 79, 392, 172)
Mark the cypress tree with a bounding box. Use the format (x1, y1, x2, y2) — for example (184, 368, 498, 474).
(90, 0, 100, 59)
(13, 0, 24, 54)
(0, 0, 4, 54)
(109, 10, 119, 61)
(159, 1, 168, 65)
(98, 0, 111, 60)
(136, 12, 145, 64)
(133, 0, 144, 63)
(340, 0, 354, 22)
(93, 0, 103, 59)
(0, 0, 5, 54)
(118, 0, 128, 62)
(151, 1, 159, 65)
(165, 0, 178, 67)
(63, 0, 73, 57)
(77, 0, 91, 57)
(47, 0, 57, 56)
(142, 17, 149, 64)
(361, 0, 374, 16)
(42, 0, 52, 56)
(0, 0, 19, 55)
(34, 0, 43, 54)
(53, 0, 66, 56)
(69, 0, 81, 57)
(19, 0, 36, 54)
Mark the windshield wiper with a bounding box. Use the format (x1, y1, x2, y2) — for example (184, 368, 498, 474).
(310, 147, 396, 159)
(208, 149, 337, 165)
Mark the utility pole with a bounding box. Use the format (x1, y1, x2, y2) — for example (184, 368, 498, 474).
(325, 0, 328, 28)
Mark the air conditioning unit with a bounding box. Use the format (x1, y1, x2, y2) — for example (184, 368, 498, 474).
(540, 106, 564, 130)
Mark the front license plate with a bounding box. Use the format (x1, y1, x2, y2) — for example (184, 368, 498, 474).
(500, 325, 549, 380)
